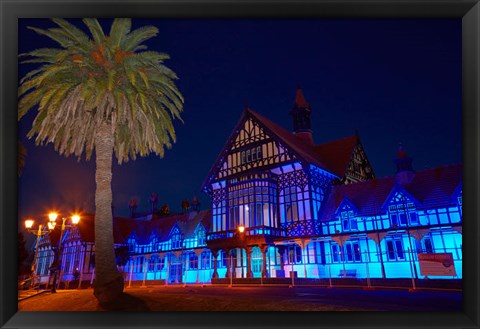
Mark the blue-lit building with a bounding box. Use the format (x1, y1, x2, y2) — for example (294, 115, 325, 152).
(31, 87, 462, 287)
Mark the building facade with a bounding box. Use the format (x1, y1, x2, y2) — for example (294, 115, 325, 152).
(32, 87, 462, 287)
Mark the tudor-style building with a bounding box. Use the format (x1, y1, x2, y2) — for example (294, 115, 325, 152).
(29, 86, 462, 288)
(201, 87, 377, 278)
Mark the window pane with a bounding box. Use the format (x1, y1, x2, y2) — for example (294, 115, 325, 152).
(353, 243, 361, 261)
(391, 214, 398, 227)
(424, 238, 433, 253)
(395, 240, 404, 259)
(386, 241, 395, 260)
(409, 212, 419, 224)
(331, 245, 339, 263)
(399, 213, 407, 225)
(345, 244, 353, 262)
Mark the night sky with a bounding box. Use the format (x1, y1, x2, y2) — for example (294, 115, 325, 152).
(18, 18, 462, 226)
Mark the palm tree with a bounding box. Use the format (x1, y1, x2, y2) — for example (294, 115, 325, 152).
(18, 18, 184, 303)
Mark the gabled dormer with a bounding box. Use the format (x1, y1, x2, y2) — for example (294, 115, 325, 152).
(194, 224, 207, 246)
(169, 224, 183, 250)
(382, 185, 421, 228)
(127, 233, 138, 252)
(335, 197, 358, 232)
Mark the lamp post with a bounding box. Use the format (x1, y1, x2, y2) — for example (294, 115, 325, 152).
(24, 219, 54, 290)
(48, 213, 81, 293)
(230, 224, 245, 287)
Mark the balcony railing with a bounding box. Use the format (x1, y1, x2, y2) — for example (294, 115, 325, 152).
(207, 225, 285, 241)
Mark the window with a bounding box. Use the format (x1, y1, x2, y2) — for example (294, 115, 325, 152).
(200, 251, 211, 269)
(331, 244, 342, 263)
(219, 250, 228, 268)
(148, 256, 157, 271)
(389, 198, 418, 227)
(282, 186, 301, 222)
(197, 228, 206, 246)
(128, 237, 136, 252)
(423, 237, 434, 253)
(240, 146, 263, 165)
(257, 146, 262, 159)
(171, 229, 182, 250)
(189, 253, 198, 269)
(287, 245, 302, 264)
(343, 241, 362, 262)
(386, 239, 405, 261)
(341, 210, 357, 231)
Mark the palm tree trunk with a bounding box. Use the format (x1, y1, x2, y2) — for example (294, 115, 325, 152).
(93, 121, 124, 304)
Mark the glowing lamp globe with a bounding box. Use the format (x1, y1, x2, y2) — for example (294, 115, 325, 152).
(25, 219, 34, 229)
(71, 215, 80, 225)
(48, 212, 58, 222)
(238, 225, 245, 233)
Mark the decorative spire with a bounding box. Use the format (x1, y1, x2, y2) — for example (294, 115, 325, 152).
(394, 143, 415, 184)
(290, 85, 313, 143)
(294, 84, 310, 109)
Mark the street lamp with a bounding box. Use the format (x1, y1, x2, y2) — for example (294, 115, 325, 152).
(24, 218, 54, 290)
(49, 213, 81, 293)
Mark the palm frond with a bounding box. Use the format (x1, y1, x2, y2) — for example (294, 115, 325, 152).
(121, 26, 158, 51)
(82, 18, 105, 44)
(109, 18, 131, 48)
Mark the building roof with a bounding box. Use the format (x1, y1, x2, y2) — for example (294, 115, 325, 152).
(248, 109, 358, 177)
(48, 210, 212, 247)
(320, 163, 462, 221)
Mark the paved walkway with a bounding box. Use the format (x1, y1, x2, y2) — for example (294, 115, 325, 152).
(17, 285, 462, 312)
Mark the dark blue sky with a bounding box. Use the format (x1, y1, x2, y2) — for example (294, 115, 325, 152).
(18, 18, 462, 223)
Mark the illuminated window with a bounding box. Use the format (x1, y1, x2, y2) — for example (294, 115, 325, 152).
(331, 243, 342, 263)
(341, 210, 357, 231)
(128, 236, 136, 252)
(200, 251, 211, 269)
(189, 253, 198, 269)
(286, 245, 302, 264)
(148, 255, 158, 271)
(344, 241, 361, 262)
(389, 195, 418, 227)
(171, 229, 182, 250)
(197, 228, 206, 246)
(423, 237, 434, 253)
(240, 146, 263, 165)
(386, 239, 405, 261)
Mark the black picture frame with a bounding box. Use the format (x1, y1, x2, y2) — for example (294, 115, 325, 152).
(1, 0, 478, 328)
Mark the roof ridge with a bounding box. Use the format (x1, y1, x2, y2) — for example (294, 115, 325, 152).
(314, 134, 357, 148)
